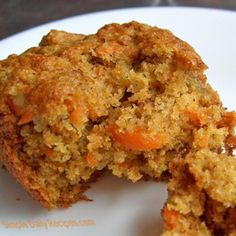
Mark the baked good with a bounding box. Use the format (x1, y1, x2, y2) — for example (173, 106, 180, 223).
(0, 22, 235, 234)
(162, 147, 236, 235)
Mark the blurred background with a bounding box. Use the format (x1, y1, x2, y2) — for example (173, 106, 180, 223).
(0, 0, 236, 40)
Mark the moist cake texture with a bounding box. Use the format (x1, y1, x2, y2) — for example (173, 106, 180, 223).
(0, 22, 235, 234)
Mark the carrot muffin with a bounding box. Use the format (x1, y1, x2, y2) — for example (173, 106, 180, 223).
(0, 21, 235, 233)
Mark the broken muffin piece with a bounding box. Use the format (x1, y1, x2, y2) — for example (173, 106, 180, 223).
(0, 22, 235, 215)
(162, 148, 236, 235)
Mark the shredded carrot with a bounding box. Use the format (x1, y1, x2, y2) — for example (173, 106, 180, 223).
(162, 208, 179, 230)
(85, 153, 97, 167)
(223, 112, 236, 128)
(107, 125, 166, 151)
(65, 99, 74, 112)
(227, 135, 236, 148)
(184, 110, 201, 127)
(69, 106, 84, 128)
(65, 95, 80, 112)
(44, 147, 54, 157)
(217, 112, 236, 128)
(97, 42, 122, 55)
(18, 111, 33, 125)
(65, 95, 87, 128)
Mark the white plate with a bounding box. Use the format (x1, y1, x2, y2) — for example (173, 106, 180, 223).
(0, 7, 235, 236)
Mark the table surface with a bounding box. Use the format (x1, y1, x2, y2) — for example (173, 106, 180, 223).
(0, 0, 236, 40)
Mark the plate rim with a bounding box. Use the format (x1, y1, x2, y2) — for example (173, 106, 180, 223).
(1, 6, 236, 44)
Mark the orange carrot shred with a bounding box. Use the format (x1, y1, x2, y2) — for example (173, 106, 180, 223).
(65, 99, 74, 112)
(217, 112, 236, 128)
(107, 125, 166, 151)
(18, 111, 33, 125)
(85, 153, 97, 167)
(44, 147, 54, 157)
(97, 42, 122, 55)
(69, 106, 84, 128)
(223, 112, 236, 128)
(65, 95, 80, 112)
(163, 208, 179, 230)
(227, 135, 236, 148)
(184, 110, 201, 127)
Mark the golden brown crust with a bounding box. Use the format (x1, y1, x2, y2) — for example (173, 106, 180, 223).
(0, 139, 53, 208)
(0, 135, 94, 209)
(0, 111, 52, 208)
(0, 112, 95, 208)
